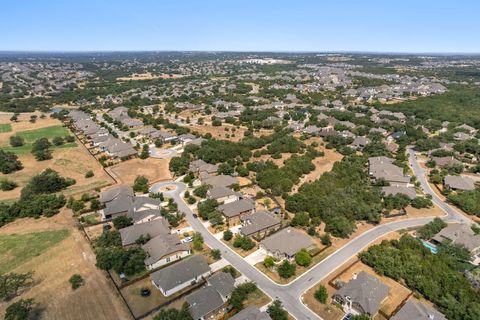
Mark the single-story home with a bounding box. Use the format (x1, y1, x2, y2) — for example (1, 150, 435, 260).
(240, 211, 281, 239)
(119, 218, 170, 246)
(260, 227, 315, 261)
(444, 175, 475, 191)
(229, 305, 272, 320)
(217, 199, 255, 223)
(142, 233, 191, 270)
(391, 299, 446, 320)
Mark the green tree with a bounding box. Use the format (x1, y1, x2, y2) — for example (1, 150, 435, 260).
(0, 272, 33, 301)
(0, 150, 23, 174)
(211, 249, 222, 260)
(223, 229, 233, 241)
(192, 232, 204, 251)
(277, 260, 296, 279)
(267, 300, 288, 320)
(133, 175, 149, 193)
(0, 179, 18, 191)
(9, 136, 24, 147)
(263, 256, 276, 269)
(85, 170, 94, 178)
(295, 249, 312, 267)
(4, 298, 34, 320)
(69, 274, 83, 289)
(314, 285, 328, 303)
(112, 216, 133, 229)
(154, 304, 193, 320)
(52, 136, 65, 146)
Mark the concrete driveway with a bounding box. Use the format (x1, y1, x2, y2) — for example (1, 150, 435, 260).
(244, 248, 267, 266)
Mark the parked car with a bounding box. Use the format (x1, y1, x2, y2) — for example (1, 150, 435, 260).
(182, 236, 193, 243)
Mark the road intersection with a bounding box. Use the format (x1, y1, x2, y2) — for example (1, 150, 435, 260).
(150, 148, 472, 319)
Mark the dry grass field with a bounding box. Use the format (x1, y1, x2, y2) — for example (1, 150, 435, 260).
(109, 157, 171, 185)
(0, 118, 114, 201)
(117, 72, 183, 81)
(0, 210, 132, 320)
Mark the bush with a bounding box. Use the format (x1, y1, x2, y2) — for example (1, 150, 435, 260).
(85, 170, 94, 178)
(33, 148, 52, 161)
(0, 150, 23, 174)
(267, 299, 288, 320)
(320, 233, 332, 246)
(295, 249, 312, 266)
(211, 249, 221, 260)
(223, 229, 233, 241)
(314, 285, 328, 303)
(113, 216, 133, 229)
(0, 179, 18, 191)
(65, 135, 75, 143)
(277, 260, 296, 278)
(418, 217, 447, 239)
(228, 282, 257, 310)
(133, 175, 149, 193)
(4, 298, 34, 320)
(69, 274, 83, 289)
(192, 232, 204, 251)
(263, 256, 276, 268)
(233, 235, 255, 251)
(9, 135, 24, 147)
(52, 136, 64, 146)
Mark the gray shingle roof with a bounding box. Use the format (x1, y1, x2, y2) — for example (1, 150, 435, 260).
(186, 286, 224, 320)
(391, 300, 446, 320)
(433, 224, 480, 253)
(150, 255, 210, 292)
(444, 175, 475, 191)
(240, 211, 281, 236)
(207, 272, 235, 299)
(229, 305, 272, 320)
(381, 186, 417, 199)
(335, 271, 389, 316)
(207, 186, 241, 200)
(260, 227, 314, 257)
(218, 199, 255, 218)
(100, 185, 134, 203)
(142, 233, 190, 265)
(119, 219, 170, 246)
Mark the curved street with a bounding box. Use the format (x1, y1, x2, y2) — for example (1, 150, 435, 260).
(150, 148, 473, 319)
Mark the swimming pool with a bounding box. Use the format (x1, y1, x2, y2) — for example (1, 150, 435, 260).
(421, 239, 438, 254)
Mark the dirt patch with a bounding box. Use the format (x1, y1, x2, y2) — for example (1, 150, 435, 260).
(109, 157, 171, 185)
(0, 210, 132, 320)
(117, 72, 183, 81)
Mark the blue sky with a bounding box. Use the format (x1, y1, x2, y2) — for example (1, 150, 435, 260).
(1, 0, 479, 53)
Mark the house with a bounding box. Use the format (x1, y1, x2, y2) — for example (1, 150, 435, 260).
(202, 174, 238, 188)
(102, 195, 133, 219)
(368, 156, 411, 187)
(239, 211, 281, 239)
(456, 124, 476, 134)
(260, 227, 315, 261)
(432, 224, 480, 255)
(351, 136, 371, 150)
(333, 272, 389, 317)
(186, 272, 236, 319)
(444, 175, 475, 191)
(207, 186, 242, 204)
(229, 305, 272, 320)
(381, 186, 417, 199)
(453, 132, 472, 141)
(151, 255, 211, 296)
(218, 199, 255, 224)
(391, 299, 446, 320)
(142, 233, 191, 269)
(100, 185, 134, 204)
(119, 219, 170, 246)
(431, 156, 462, 168)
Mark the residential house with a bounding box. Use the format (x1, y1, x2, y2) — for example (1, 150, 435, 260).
(151, 255, 211, 296)
(432, 224, 480, 256)
(368, 156, 411, 187)
(260, 227, 315, 261)
(217, 198, 255, 224)
(229, 305, 272, 320)
(431, 156, 462, 168)
(333, 271, 389, 317)
(186, 272, 236, 320)
(444, 175, 475, 191)
(207, 186, 242, 204)
(119, 219, 170, 246)
(202, 174, 238, 189)
(381, 186, 417, 199)
(142, 233, 191, 269)
(239, 211, 281, 239)
(391, 299, 446, 320)
(351, 136, 371, 150)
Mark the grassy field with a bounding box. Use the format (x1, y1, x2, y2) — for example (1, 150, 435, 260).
(0, 229, 70, 274)
(0, 124, 77, 154)
(0, 123, 12, 132)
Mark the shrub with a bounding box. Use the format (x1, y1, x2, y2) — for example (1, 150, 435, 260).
(277, 260, 296, 278)
(263, 256, 276, 268)
(223, 229, 233, 241)
(295, 249, 312, 266)
(0, 150, 23, 174)
(52, 136, 65, 146)
(4, 298, 34, 320)
(314, 285, 328, 303)
(9, 135, 24, 147)
(85, 170, 94, 178)
(0, 179, 18, 191)
(133, 175, 149, 193)
(69, 274, 83, 289)
(211, 249, 221, 260)
(65, 135, 75, 143)
(113, 216, 133, 229)
(320, 233, 332, 246)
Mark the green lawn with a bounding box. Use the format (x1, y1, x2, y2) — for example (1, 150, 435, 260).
(0, 229, 70, 274)
(0, 125, 77, 154)
(0, 123, 12, 133)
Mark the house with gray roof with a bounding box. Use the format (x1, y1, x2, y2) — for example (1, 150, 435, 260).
(391, 299, 446, 320)
(333, 271, 389, 317)
(218, 198, 255, 223)
(240, 211, 281, 238)
(381, 186, 417, 200)
(431, 156, 462, 168)
(444, 175, 475, 191)
(202, 174, 238, 188)
(207, 186, 242, 204)
(229, 305, 272, 320)
(369, 156, 411, 187)
(142, 233, 191, 269)
(103, 196, 133, 220)
(119, 219, 170, 246)
(351, 136, 371, 150)
(100, 185, 134, 204)
(260, 227, 315, 261)
(432, 224, 480, 255)
(151, 255, 211, 296)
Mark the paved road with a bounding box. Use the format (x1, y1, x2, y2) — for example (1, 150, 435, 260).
(150, 149, 472, 319)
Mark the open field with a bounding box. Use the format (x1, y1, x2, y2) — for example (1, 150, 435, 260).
(109, 157, 171, 185)
(0, 123, 12, 132)
(0, 229, 70, 274)
(0, 210, 133, 320)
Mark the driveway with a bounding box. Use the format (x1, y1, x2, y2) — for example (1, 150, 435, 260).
(244, 248, 267, 266)
(149, 147, 177, 159)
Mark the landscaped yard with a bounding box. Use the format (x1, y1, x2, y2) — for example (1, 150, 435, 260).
(0, 123, 12, 132)
(0, 229, 70, 274)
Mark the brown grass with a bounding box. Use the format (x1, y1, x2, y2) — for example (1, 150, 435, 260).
(117, 72, 183, 81)
(0, 210, 132, 320)
(109, 157, 171, 185)
(0, 132, 114, 201)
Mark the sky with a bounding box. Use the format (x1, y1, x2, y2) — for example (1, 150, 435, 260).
(1, 0, 479, 53)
